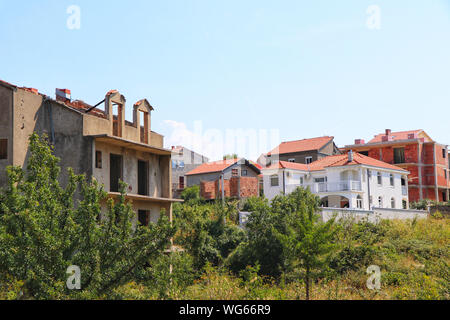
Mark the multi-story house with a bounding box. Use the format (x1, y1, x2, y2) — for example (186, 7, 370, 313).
(262, 151, 410, 210)
(263, 136, 341, 167)
(185, 158, 261, 200)
(341, 129, 449, 202)
(171, 145, 209, 198)
(0, 80, 180, 226)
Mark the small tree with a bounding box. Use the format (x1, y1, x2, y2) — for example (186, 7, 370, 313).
(274, 187, 336, 300)
(0, 133, 174, 299)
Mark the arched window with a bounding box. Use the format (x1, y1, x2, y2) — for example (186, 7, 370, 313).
(390, 174, 394, 186)
(356, 195, 363, 209)
(378, 196, 383, 207)
(377, 172, 382, 185)
(391, 198, 396, 208)
(270, 174, 279, 187)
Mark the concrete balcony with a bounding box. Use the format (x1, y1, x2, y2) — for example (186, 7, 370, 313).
(312, 180, 362, 193)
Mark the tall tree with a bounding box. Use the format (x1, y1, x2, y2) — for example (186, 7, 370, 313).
(274, 187, 336, 300)
(0, 133, 174, 299)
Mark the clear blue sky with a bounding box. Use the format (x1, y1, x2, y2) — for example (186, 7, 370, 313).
(1, 0, 449, 160)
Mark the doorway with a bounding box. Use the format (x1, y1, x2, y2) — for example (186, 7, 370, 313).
(110, 154, 123, 192)
(138, 160, 149, 196)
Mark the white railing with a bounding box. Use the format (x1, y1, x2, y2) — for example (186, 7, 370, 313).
(291, 180, 362, 193)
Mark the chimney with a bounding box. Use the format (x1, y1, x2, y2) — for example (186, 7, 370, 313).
(385, 129, 392, 136)
(348, 150, 354, 162)
(355, 139, 365, 145)
(382, 135, 393, 142)
(56, 88, 71, 103)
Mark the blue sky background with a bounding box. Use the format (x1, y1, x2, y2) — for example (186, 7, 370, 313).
(1, 0, 449, 160)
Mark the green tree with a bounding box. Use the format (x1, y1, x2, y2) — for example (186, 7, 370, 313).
(0, 133, 174, 299)
(223, 154, 238, 160)
(274, 187, 336, 300)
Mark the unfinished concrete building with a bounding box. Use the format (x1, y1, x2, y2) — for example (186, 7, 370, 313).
(0, 80, 181, 226)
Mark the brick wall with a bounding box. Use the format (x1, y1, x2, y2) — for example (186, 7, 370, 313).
(200, 177, 258, 200)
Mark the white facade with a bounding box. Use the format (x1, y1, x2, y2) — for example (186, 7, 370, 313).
(263, 164, 409, 210)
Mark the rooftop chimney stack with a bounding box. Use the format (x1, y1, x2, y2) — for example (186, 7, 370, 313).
(348, 150, 354, 162)
(55, 88, 71, 103)
(355, 139, 365, 145)
(385, 129, 392, 135)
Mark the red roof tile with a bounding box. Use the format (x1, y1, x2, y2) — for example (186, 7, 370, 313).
(368, 130, 426, 143)
(186, 159, 240, 175)
(264, 153, 407, 173)
(267, 136, 333, 155)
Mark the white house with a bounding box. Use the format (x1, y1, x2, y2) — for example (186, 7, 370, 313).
(262, 151, 410, 210)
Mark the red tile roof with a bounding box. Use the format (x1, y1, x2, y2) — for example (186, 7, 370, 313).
(368, 130, 425, 143)
(265, 161, 310, 171)
(186, 158, 240, 175)
(267, 136, 333, 155)
(264, 153, 407, 173)
(310, 153, 408, 172)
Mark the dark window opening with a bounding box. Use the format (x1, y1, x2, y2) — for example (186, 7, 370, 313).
(138, 210, 150, 226)
(179, 176, 185, 189)
(110, 154, 123, 192)
(138, 160, 149, 196)
(394, 148, 405, 164)
(360, 151, 369, 156)
(241, 169, 248, 176)
(232, 168, 239, 176)
(443, 149, 446, 159)
(95, 151, 102, 169)
(0, 139, 7, 160)
(112, 104, 123, 137)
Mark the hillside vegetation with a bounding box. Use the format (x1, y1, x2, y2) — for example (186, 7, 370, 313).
(0, 134, 448, 300)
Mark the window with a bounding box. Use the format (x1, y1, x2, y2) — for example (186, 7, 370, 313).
(377, 172, 382, 185)
(191, 151, 194, 164)
(110, 154, 123, 192)
(95, 151, 102, 169)
(179, 161, 185, 168)
(402, 200, 407, 209)
(356, 196, 363, 209)
(288, 158, 295, 163)
(445, 170, 447, 180)
(315, 177, 326, 183)
(390, 174, 394, 186)
(300, 177, 304, 184)
(443, 149, 447, 158)
(378, 196, 383, 207)
(394, 148, 405, 164)
(241, 169, 248, 176)
(270, 174, 279, 187)
(138, 210, 150, 226)
(305, 156, 313, 164)
(179, 176, 185, 189)
(391, 198, 396, 208)
(172, 160, 177, 169)
(232, 168, 239, 176)
(138, 160, 149, 196)
(0, 139, 7, 160)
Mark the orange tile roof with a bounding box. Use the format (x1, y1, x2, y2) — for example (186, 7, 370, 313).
(267, 136, 333, 155)
(265, 161, 310, 171)
(309, 153, 408, 172)
(368, 130, 423, 143)
(186, 158, 240, 175)
(264, 153, 407, 173)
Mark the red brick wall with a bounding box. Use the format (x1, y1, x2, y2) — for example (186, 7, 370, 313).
(200, 177, 258, 200)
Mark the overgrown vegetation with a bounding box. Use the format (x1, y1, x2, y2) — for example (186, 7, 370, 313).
(0, 134, 448, 300)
